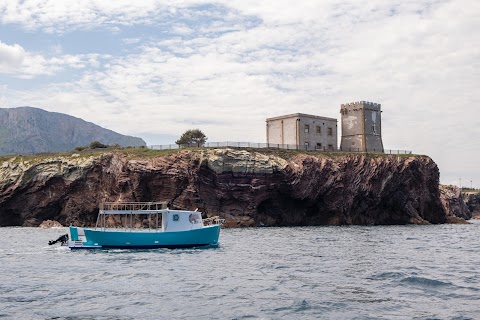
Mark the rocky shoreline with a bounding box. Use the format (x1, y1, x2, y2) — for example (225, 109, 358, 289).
(464, 192, 480, 219)
(0, 148, 472, 227)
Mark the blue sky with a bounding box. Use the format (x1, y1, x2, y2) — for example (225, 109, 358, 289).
(1, 0, 479, 187)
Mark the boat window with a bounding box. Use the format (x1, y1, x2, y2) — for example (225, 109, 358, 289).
(189, 213, 202, 224)
(173, 214, 179, 221)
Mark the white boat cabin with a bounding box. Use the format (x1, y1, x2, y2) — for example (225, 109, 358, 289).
(161, 210, 203, 232)
(96, 202, 220, 232)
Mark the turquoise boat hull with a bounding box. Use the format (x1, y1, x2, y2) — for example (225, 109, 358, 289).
(69, 225, 221, 249)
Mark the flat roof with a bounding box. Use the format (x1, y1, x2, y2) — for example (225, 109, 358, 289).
(266, 113, 337, 122)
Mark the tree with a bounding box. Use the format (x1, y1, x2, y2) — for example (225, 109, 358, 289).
(175, 129, 207, 147)
(89, 141, 108, 149)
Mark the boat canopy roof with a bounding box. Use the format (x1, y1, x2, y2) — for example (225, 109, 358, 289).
(99, 202, 200, 215)
(100, 202, 167, 212)
(92, 201, 222, 232)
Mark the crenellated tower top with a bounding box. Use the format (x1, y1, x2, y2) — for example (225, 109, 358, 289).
(340, 101, 381, 114)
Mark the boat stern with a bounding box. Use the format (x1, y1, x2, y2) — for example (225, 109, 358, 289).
(68, 226, 102, 249)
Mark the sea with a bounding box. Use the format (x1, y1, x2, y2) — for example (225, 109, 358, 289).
(1, 222, 479, 320)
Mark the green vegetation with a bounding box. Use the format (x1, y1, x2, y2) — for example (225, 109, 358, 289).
(116, 147, 181, 159)
(89, 141, 108, 149)
(233, 148, 419, 161)
(175, 129, 207, 147)
(1, 154, 65, 166)
(136, 146, 418, 161)
(0, 145, 420, 165)
(74, 141, 110, 151)
(73, 146, 177, 159)
(461, 188, 480, 195)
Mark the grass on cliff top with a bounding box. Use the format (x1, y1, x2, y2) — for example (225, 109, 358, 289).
(118, 147, 420, 160)
(263, 149, 419, 160)
(0, 152, 72, 164)
(0, 146, 420, 164)
(0, 147, 181, 164)
(115, 147, 182, 158)
(119, 146, 420, 161)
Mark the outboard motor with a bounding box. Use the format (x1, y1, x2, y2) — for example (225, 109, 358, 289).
(48, 233, 69, 246)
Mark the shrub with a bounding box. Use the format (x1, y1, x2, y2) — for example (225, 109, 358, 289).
(89, 141, 108, 149)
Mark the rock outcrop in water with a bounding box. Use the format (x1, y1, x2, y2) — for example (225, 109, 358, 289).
(0, 149, 454, 227)
(439, 185, 471, 223)
(464, 192, 480, 219)
(39, 220, 63, 228)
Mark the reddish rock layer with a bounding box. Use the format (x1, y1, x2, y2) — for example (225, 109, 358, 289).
(439, 185, 472, 223)
(0, 149, 451, 227)
(464, 193, 480, 219)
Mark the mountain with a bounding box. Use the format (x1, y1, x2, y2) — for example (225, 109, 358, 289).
(0, 107, 146, 155)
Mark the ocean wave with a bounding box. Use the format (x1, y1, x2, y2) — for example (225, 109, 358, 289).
(400, 276, 453, 287)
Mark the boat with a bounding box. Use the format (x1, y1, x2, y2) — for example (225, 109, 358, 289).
(67, 202, 224, 250)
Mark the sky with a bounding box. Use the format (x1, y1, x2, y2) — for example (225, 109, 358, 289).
(0, 0, 479, 187)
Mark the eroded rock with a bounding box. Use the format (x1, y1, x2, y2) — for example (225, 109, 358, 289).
(0, 150, 449, 227)
(39, 220, 63, 228)
(464, 192, 480, 219)
(440, 185, 471, 221)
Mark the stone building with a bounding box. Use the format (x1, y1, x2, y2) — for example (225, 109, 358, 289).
(340, 101, 383, 152)
(266, 113, 337, 150)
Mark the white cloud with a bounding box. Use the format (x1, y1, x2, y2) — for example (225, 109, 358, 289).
(0, 41, 26, 72)
(0, 0, 262, 34)
(0, 41, 109, 78)
(123, 38, 141, 45)
(0, 84, 7, 106)
(171, 23, 194, 35)
(0, 0, 196, 33)
(50, 44, 63, 55)
(1, 0, 480, 185)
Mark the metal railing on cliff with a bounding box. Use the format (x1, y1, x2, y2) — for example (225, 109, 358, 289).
(148, 142, 412, 154)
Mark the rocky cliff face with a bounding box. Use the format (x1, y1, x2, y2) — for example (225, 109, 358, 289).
(0, 149, 450, 227)
(439, 185, 471, 223)
(0, 107, 146, 155)
(464, 193, 480, 219)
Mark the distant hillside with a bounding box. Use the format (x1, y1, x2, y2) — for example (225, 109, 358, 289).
(0, 107, 146, 155)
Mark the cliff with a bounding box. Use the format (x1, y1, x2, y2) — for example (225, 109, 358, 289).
(464, 192, 480, 219)
(0, 107, 146, 155)
(0, 148, 451, 227)
(439, 185, 471, 223)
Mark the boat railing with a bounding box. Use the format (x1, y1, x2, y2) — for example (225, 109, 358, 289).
(203, 216, 225, 226)
(95, 202, 224, 230)
(100, 202, 168, 213)
(96, 202, 167, 230)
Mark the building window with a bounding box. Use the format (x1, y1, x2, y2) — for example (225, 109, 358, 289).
(304, 124, 309, 133)
(372, 125, 376, 134)
(328, 127, 333, 136)
(316, 143, 322, 150)
(328, 144, 333, 150)
(305, 142, 309, 149)
(316, 126, 321, 134)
